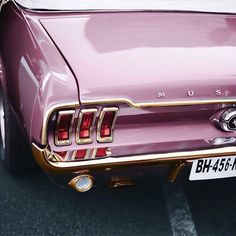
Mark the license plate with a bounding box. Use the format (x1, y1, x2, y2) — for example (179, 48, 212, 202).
(189, 156, 236, 181)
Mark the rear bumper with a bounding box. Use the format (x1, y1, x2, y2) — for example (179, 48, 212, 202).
(32, 143, 236, 174)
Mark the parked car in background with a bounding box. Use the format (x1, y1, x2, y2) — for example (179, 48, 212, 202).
(1, 0, 236, 192)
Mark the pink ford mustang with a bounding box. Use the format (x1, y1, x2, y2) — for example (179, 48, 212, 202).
(1, 0, 236, 192)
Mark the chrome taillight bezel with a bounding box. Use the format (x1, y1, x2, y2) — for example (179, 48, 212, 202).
(97, 107, 119, 143)
(55, 110, 75, 146)
(76, 108, 98, 144)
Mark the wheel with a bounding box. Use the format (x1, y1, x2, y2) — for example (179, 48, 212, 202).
(0, 90, 36, 173)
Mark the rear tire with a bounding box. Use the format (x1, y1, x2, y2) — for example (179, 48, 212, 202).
(0, 91, 36, 174)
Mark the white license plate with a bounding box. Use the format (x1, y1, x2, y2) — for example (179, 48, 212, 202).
(189, 156, 236, 181)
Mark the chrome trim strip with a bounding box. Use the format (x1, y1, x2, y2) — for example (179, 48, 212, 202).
(97, 107, 119, 143)
(54, 110, 75, 146)
(42, 102, 79, 145)
(76, 108, 97, 144)
(91, 149, 97, 159)
(82, 98, 236, 109)
(32, 143, 236, 173)
(41, 98, 236, 145)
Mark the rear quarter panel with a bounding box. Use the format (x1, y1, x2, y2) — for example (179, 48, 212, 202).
(0, 2, 79, 143)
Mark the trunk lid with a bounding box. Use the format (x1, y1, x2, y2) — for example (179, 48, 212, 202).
(40, 12, 236, 103)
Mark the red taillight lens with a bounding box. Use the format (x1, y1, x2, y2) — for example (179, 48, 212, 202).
(58, 115, 71, 140)
(58, 130, 69, 140)
(74, 149, 87, 160)
(55, 111, 75, 146)
(97, 108, 118, 143)
(80, 113, 94, 138)
(76, 109, 97, 144)
(95, 148, 107, 157)
(100, 112, 116, 137)
(55, 151, 67, 157)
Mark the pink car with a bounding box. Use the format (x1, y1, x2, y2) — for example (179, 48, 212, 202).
(1, 0, 236, 192)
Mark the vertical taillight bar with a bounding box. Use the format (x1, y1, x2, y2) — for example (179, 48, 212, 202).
(97, 107, 118, 143)
(76, 109, 97, 144)
(55, 110, 75, 146)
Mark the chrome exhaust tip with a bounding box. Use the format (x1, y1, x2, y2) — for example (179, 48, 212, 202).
(69, 174, 94, 192)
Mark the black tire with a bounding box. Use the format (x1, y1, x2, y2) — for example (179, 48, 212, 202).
(0, 91, 36, 174)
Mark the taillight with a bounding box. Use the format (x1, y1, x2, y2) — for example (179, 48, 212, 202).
(51, 147, 111, 162)
(72, 149, 89, 160)
(76, 109, 97, 144)
(97, 107, 118, 143)
(54, 151, 69, 161)
(55, 110, 75, 146)
(95, 148, 108, 157)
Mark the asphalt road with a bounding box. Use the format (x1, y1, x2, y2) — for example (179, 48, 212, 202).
(0, 163, 236, 236)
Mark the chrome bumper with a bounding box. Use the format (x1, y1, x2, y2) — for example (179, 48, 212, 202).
(32, 143, 236, 174)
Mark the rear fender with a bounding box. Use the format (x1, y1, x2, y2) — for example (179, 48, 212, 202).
(0, 55, 7, 93)
(0, 2, 80, 144)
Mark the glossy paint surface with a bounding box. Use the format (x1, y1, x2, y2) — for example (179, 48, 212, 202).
(1, 1, 236, 160)
(0, 2, 79, 142)
(39, 11, 236, 156)
(41, 12, 236, 103)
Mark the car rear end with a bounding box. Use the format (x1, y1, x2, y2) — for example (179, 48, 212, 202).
(16, 1, 236, 191)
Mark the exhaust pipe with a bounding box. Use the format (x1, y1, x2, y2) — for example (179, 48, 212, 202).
(167, 162, 186, 183)
(69, 174, 94, 192)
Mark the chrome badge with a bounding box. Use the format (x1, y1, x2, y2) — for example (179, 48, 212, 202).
(220, 108, 236, 132)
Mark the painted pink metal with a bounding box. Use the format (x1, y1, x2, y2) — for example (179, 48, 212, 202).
(40, 12, 236, 103)
(1, 1, 236, 174)
(0, 2, 79, 143)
